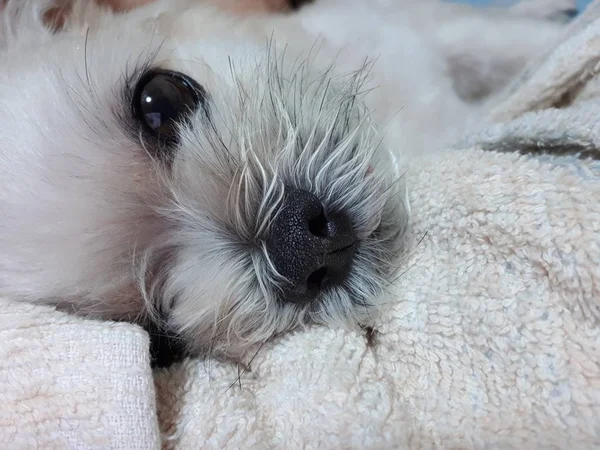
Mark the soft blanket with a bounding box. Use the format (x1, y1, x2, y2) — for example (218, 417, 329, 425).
(2, 0, 600, 449)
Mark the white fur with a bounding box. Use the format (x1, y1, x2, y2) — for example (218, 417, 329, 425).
(0, 0, 567, 359)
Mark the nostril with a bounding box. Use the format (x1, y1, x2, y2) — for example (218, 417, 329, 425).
(267, 187, 357, 304)
(306, 266, 329, 297)
(308, 207, 328, 237)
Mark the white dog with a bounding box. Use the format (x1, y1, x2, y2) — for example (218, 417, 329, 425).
(0, 0, 569, 365)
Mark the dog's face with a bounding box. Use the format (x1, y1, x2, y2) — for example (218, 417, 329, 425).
(0, 2, 408, 359)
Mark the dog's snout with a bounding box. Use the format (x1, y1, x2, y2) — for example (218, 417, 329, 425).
(267, 187, 356, 303)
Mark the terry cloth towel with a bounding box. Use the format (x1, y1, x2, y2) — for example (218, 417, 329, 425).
(153, 2, 600, 449)
(0, 299, 161, 449)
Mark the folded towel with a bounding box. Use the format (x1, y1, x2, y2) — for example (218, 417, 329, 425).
(0, 300, 161, 449)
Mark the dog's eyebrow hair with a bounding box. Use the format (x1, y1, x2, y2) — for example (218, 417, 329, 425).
(84, 27, 91, 88)
(116, 39, 167, 141)
(121, 39, 167, 106)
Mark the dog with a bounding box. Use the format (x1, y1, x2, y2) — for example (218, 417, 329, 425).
(0, 0, 569, 366)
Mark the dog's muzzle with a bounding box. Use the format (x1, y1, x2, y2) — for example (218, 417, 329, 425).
(267, 187, 357, 304)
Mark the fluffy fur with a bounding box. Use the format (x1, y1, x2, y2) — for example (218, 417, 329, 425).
(0, 0, 568, 361)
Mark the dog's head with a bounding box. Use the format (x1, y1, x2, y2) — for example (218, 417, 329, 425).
(0, 1, 409, 360)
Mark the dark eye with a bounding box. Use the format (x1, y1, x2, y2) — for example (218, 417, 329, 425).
(132, 69, 206, 144)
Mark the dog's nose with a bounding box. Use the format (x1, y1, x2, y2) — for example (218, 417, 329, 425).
(267, 187, 356, 303)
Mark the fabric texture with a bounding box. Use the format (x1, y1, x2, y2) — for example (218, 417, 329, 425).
(1, 0, 600, 448)
(0, 300, 160, 449)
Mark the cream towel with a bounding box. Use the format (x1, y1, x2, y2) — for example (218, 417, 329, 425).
(0, 300, 160, 449)
(154, 2, 600, 448)
(154, 143, 600, 449)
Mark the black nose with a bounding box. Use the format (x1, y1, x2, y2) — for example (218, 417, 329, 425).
(267, 187, 356, 303)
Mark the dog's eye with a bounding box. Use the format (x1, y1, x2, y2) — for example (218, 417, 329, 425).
(132, 69, 206, 144)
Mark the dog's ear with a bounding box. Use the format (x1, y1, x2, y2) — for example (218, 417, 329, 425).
(95, 0, 315, 14)
(93, 0, 315, 14)
(258, 0, 315, 12)
(41, 0, 313, 31)
(42, 1, 73, 31)
(287, 0, 313, 10)
(96, 0, 153, 11)
(0, 0, 74, 34)
(166, 0, 316, 14)
(41, 0, 144, 31)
